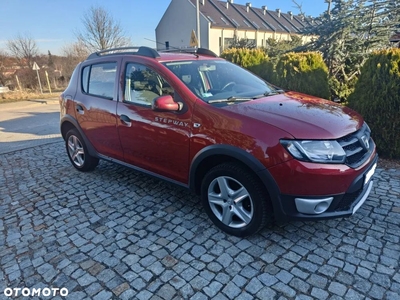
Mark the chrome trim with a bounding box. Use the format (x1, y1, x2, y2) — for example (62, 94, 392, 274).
(295, 197, 334, 215)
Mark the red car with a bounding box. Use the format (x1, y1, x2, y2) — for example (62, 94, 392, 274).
(60, 47, 377, 237)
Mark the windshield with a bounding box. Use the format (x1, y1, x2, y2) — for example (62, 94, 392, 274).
(163, 60, 276, 102)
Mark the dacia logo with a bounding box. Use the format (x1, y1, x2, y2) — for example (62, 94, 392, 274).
(360, 135, 370, 150)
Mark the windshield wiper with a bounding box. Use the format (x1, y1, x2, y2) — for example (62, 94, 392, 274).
(264, 89, 285, 96)
(207, 96, 254, 104)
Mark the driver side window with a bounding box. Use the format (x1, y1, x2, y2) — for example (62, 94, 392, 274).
(124, 63, 174, 106)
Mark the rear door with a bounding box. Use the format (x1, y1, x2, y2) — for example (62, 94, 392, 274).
(75, 58, 123, 160)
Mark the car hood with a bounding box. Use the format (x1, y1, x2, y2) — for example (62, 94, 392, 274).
(221, 92, 363, 139)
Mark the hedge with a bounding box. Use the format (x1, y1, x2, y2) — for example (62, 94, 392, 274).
(348, 49, 400, 159)
(275, 52, 330, 99)
(220, 48, 275, 83)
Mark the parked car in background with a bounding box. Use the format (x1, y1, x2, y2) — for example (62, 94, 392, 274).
(0, 85, 10, 93)
(60, 46, 378, 237)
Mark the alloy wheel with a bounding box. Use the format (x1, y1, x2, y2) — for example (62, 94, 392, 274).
(67, 135, 85, 167)
(207, 176, 254, 228)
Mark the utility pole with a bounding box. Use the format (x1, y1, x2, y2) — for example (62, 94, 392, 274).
(196, 0, 201, 47)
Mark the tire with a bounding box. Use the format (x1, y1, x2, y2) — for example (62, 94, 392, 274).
(201, 162, 273, 237)
(65, 128, 99, 172)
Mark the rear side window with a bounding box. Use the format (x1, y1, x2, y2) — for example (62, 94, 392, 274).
(81, 62, 117, 99)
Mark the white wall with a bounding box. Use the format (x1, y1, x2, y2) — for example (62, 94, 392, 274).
(156, 0, 311, 54)
(156, 0, 209, 50)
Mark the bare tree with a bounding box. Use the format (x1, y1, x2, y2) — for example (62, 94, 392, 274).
(0, 49, 9, 86)
(292, 0, 305, 17)
(62, 41, 89, 62)
(7, 33, 39, 68)
(61, 41, 90, 81)
(76, 6, 131, 52)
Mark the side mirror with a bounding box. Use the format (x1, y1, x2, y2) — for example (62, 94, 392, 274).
(152, 95, 183, 112)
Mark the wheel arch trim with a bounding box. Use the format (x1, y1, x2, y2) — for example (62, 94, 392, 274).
(189, 145, 282, 215)
(60, 115, 98, 157)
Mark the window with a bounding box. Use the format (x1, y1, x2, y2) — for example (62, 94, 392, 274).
(224, 37, 235, 49)
(243, 19, 252, 27)
(221, 17, 229, 25)
(207, 16, 216, 24)
(252, 21, 260, 29)
(124, 63, 174, 106)
(162, 60, 275, 102)
(231, 19, 240, 27)
(81, 62, 117, 99)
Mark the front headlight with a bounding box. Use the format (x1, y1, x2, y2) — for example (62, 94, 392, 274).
(281, 140, 346, 164)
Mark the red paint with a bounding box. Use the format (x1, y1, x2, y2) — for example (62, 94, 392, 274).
(60, 48, 377, 222)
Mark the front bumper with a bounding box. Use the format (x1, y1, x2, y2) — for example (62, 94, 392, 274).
(269, 153, 378, 221)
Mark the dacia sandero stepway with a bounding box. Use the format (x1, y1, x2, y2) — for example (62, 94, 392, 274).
(60, 47, 378, 237)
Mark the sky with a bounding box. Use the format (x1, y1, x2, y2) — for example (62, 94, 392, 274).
(0, 0, 328, 56)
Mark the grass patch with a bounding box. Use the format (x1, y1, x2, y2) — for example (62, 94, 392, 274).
(0, 90, 62, 104)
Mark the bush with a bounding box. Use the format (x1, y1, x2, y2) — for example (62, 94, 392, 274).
(348, 49, 400, 159)
(221, 48, 266, 68)
(275, 52, 330, 99)
(328, 76, 357, 104)
(220, 48, 275, 83)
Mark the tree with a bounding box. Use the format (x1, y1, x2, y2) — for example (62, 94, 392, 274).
(264, 36, 303, 62)
(0, 50, 9, 86)
(60, 41, 89, 81)
(228, 37, 257, 49)
(48, 50, 54, 68)
(76, 6, 131, 52)
(7, 33, 39, 68)
(301, 0, 400, 100)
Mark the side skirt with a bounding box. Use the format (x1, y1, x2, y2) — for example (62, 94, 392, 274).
(97, 154, 189, 189)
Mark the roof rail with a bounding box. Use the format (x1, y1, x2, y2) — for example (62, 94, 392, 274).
(159, 47, 218, 57)
(87, 46, 160, 59)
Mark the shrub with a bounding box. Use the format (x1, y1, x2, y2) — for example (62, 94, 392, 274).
(275, 52, 330, 99)
(221, 48, 266, 68)
(220, 48, 275, 83)
(348, 49, 400, 159)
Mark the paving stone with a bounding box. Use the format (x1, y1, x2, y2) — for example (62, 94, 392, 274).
(77, 273, 97, 286)
(222, 281, 241, 299)
(311, 287, 329, 299)
(328, 281, 347, 296)
(1, 143, 400, 300)
(156, 284, 176, 300)
(93, 290, 113, 300)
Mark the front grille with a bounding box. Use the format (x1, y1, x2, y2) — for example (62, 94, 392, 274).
(337, 124, 373, 168)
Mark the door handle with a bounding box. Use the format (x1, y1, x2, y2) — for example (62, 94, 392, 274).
(120, 114, 131, 127)
(76, 104, 84, 115)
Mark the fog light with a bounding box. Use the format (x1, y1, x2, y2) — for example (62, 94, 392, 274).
(295, 197, 333, 215)
(314, 201, 329, 214)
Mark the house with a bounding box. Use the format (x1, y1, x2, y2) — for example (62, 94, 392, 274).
(156, 0, 317, 55)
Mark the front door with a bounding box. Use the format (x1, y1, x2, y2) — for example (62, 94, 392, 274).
(116, 61, 192, 184)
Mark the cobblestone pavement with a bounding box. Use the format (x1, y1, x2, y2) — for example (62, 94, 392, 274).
(0, 141, 399, 300)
